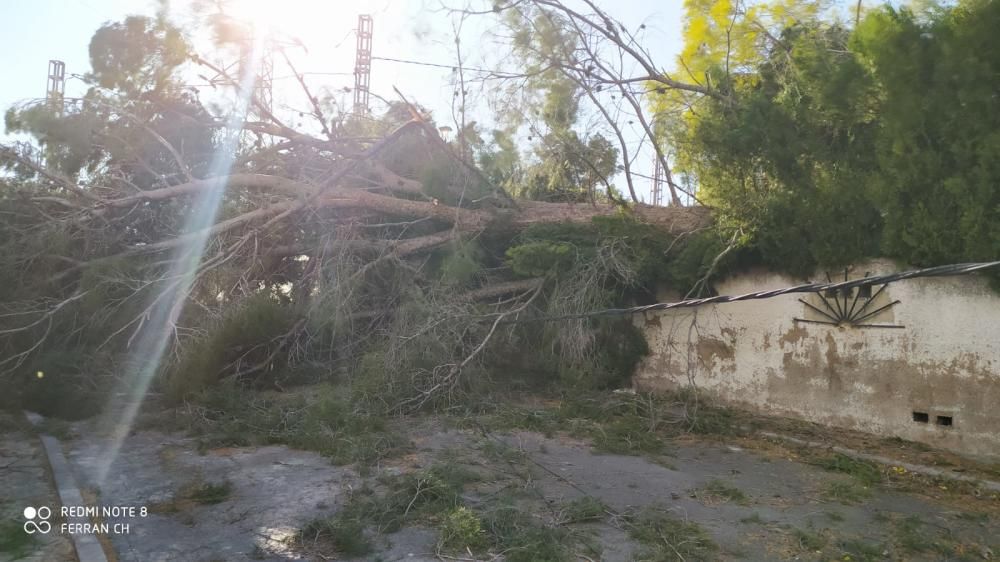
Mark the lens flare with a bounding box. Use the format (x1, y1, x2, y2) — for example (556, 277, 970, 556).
(92, 37, 266, 487)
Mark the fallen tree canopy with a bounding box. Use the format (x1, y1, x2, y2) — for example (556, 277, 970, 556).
(0, 7, 726, 417)
(13, 0, 997, 419)
(0, 111, 711, 415)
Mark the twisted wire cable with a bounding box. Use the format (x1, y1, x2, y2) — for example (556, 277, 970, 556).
(515, 261, 1000, 323)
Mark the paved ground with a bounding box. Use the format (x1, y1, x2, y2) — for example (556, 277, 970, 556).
(67, 432, 357, 562)
(0, 419, 75, 562)
(488, 431, 996, 560)
(3, 411, 998, 561)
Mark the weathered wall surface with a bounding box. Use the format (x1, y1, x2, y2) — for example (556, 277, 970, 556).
(635, 259, 1000, 459)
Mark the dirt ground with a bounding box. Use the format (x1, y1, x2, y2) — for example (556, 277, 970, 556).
(3, 399, 998, 562)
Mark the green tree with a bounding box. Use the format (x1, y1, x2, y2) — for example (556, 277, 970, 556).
(496, 4, 621, 203)
(656, 0, 1000, 276)
(683, 22, 881, 274)
(854, 0, 1000, 266)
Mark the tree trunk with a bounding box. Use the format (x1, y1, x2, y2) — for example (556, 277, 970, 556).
(510, 201, 711, 233)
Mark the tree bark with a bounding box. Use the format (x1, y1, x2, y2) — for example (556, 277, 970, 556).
(508, 201, 711, 234)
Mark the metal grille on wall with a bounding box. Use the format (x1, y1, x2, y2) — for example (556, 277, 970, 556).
(793, 269, 902, 329)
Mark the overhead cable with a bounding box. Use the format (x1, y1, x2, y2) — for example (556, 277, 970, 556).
(514, 261, 1000, 323)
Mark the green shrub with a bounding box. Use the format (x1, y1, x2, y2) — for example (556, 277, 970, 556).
(557, 392, 670, 456)
(181, 479, 232, 505)
(439, 507, 488, 553)
(588, 320, 649, 389)
(315, 464, 472, 544)
(298, 516, 372, 557)
(480, 505, 572, 562)
(816, 454, 882, 486)
(351, 351, 401, 411)
(289, 394, 399, 466)
(560, 496, 607, 523)
(164, 294, 297, 401)
(792, 527, 829, 552)
(591, 417, 667, 456)
(508, 216, 681, 289)
(438, 240, 486, 286)
(627, 507, 718, 561)
(185, 383, 402, 467)
(822, 480, 872, 504)
(506, 241, 576, 277)
(694, 479, 750, 505)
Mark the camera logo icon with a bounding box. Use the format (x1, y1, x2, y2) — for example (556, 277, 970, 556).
(23, 506, 52, 534)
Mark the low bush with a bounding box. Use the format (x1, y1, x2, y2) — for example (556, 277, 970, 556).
(164, 294, 297, 401)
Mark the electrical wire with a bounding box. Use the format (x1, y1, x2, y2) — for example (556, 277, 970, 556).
(513, 261, 1000, 323)
(371, 55, 524, 77)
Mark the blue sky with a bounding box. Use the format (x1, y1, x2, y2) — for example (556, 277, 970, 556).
(0, 0, 687, 200)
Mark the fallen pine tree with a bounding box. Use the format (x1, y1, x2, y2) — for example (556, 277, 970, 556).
(0, 5, 728, 417)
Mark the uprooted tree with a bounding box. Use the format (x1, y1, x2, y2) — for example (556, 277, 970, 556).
(6, 0, 995, 418)
(0, 3, 720, 417)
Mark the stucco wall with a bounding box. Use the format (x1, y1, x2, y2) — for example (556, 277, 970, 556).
(635, 259, 1000, 459)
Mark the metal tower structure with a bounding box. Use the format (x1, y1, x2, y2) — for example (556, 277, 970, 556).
(256, 40, 274, 118)
(353, 14, 373, 114)
(651, 154, 664, 206)
(238, 36, 275, 122)
(46, 60, 66, 114)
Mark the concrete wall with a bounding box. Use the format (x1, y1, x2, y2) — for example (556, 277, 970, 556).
(635, 259, 1000, 459)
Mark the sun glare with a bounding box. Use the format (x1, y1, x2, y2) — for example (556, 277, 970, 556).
(226, 0, 369, 39)
(230, 0, 282, 32)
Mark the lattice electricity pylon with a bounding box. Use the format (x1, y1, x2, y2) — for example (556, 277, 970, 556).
(353, 14, 373, 114)
(651, 154, 664, 206)
(793, 269, 903, 329)
(237, 38, 275, 123)
(256, 40, 274, 119)
(46, 60, 66, 114)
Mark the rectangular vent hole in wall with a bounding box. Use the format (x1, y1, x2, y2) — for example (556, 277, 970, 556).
(912, 411, 929, 423)
(936, 415, 953, 427)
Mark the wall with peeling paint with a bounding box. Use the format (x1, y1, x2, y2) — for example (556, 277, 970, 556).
(635, 258, 1000, 459)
